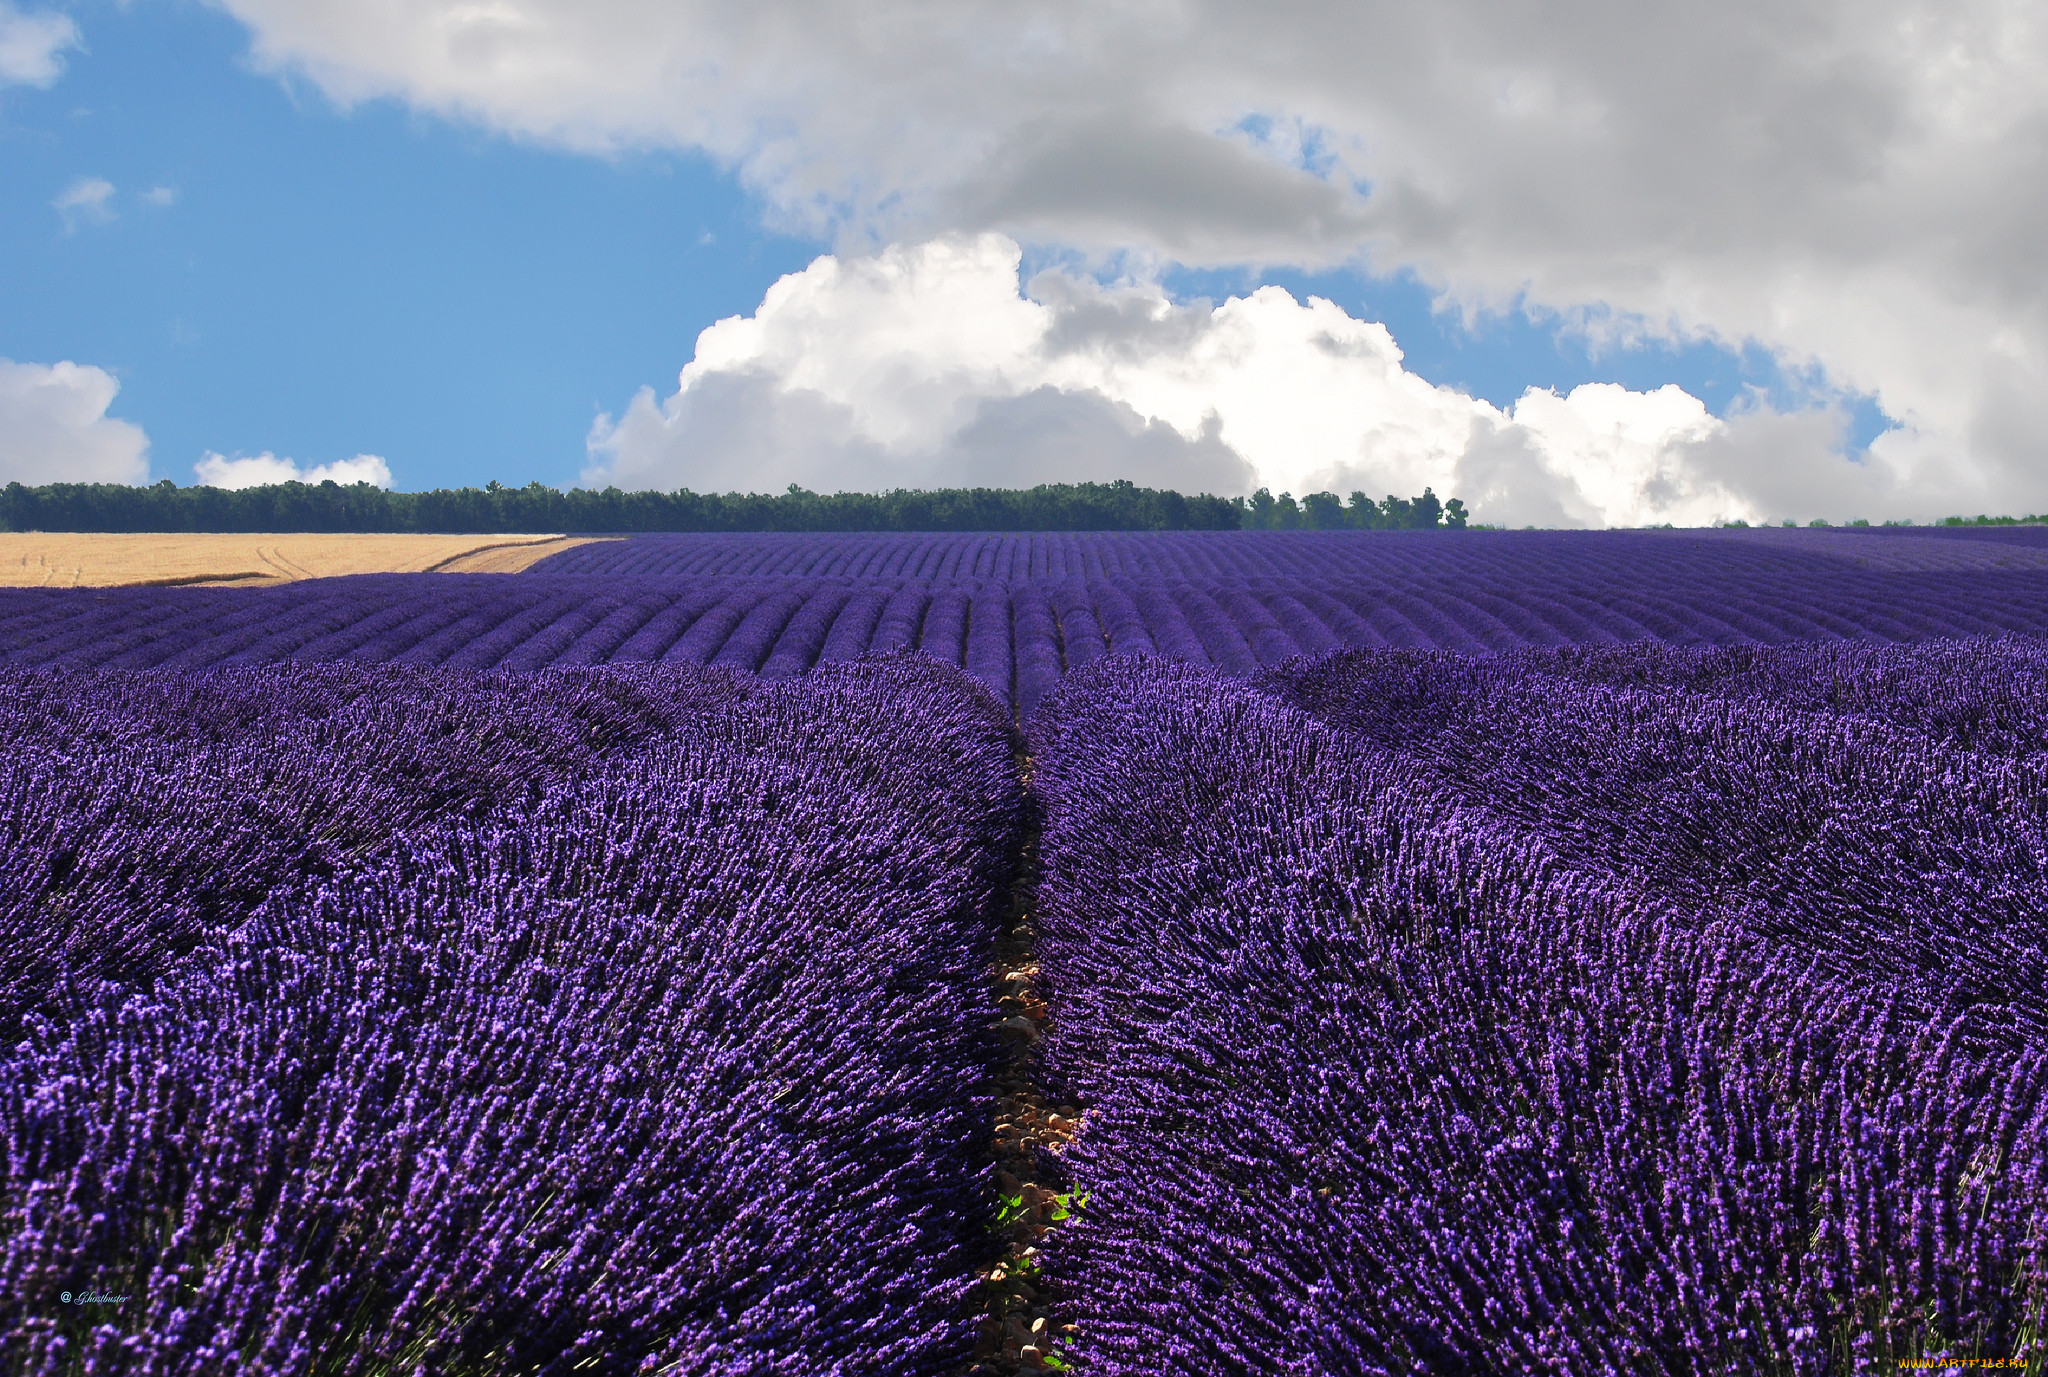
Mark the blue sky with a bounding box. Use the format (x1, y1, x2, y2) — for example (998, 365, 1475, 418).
(2, 0, 818, 490)
(1, 0, 1899, 499)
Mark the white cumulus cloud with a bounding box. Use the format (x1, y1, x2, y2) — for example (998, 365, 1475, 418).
(217, 0, 2048, 516)
(0, 1, 79, 87)
(585, 234, 1928, 527)
(0, 359, 151, 486)
(195, 451, 394, 489)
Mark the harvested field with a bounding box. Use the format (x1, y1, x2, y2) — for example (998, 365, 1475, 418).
(0, 532, 610, 588)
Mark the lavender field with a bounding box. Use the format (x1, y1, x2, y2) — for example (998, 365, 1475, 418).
(3, 529, 2046, 1374)
(6, 530, 2048, 720)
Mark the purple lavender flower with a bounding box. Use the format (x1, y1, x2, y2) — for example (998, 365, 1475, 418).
(0, 657, 1024, 1374)
(1028, 655, 2048, 1374)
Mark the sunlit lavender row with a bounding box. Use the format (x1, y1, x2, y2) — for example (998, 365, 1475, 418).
(0, 658, 1022, 1374)
(1029, 651, 2048, 1374)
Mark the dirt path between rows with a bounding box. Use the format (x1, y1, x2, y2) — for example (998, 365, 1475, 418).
(966, 753, 1088, 1374)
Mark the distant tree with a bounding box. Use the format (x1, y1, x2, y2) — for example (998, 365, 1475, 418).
(1246, 488, 1279, 529)
(1408, 488, 1443, 530)
(1300, 491, 1347, 530)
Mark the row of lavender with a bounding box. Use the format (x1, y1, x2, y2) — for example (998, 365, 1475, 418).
(0, 659, 1023, 1375)
(1029, 644, 2048, 1374)
(1265, 644, 2048, 1047)
(1405, 637, 2048, 760)
(10, 565, 2048, 716)
(528, 527, 2048, 582)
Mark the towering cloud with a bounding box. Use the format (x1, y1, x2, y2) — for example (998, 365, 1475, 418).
(586, 235, 1919, 527)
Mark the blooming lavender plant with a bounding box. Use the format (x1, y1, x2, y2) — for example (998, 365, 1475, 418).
(1011, 585, 1065, 722)
(0, 657, 1025, 1374)
(1029, 656, 2048, 1374)
(1484, 638, 2048, 759)
(965, 584, 1015, 711)
(1049, 583, 1110, 671)
(0, 662, 714, 1040)
(1263, 645, 2048, 1046)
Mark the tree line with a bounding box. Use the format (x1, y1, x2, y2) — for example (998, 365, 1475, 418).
(1242, 487, 1468, 530)
(0, 479, 1471, 533)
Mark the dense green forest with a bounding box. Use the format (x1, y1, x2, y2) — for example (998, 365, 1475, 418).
(0, 479, 1471, 533)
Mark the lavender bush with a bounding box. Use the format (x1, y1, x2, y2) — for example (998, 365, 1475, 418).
(0, 663, 705, 1038)
(0, 657, 1024, 1375)
(1461, 638, 2048, 760)
(1029, 656, 2048, 1374)
(1263, 645, 2048, 1047)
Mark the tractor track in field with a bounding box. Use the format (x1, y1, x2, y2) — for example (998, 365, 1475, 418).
(964, 752, 1088, 1375)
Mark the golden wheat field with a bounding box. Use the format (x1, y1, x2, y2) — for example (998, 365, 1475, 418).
(0, 533, 611, 588)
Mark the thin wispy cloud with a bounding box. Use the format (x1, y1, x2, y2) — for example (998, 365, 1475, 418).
(141, 185, 179, 208)
(53, 176, 116, 228)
